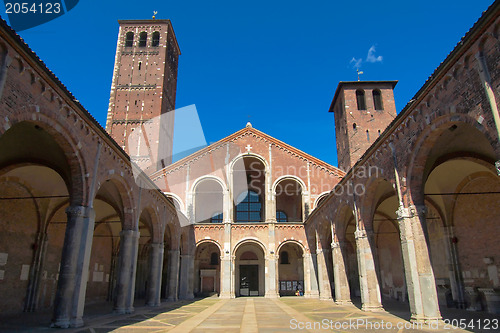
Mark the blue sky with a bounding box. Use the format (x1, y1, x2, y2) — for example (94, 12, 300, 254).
(3, 0, 494, 167)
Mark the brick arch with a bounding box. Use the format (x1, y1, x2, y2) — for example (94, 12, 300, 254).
(405, 114, 499, 206)
(94, 175, 136, 229)
(139, 205, 161, 243)
(334, 204, 356, 242)
(0, 117, 87, 206)
(360, 176, 398, 230)
(196, 239, 222, 253)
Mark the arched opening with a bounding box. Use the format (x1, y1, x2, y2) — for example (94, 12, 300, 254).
(411, 121, 500, 313)
(125, 32, 134, 47)
(369, 179, 407, 309)
(194, 242, 220, 296)
(0, 121, 79, 322)
(233, 156, 266, 223)
(194, 179, 223, 223)
(85, 180, 126, 311)
(134, 212, 153, 303)
(161, 224, 173, 299)
(373, 89, 383, 110)
(278, 243, 304, 296)
(341, 207, 361, 301)
(356, 89, 366, 110)
(151, 31, 160, 47)
(275, 178, 303, 222)
(139, 32, 147, 47)
(234, 242, 265, 296)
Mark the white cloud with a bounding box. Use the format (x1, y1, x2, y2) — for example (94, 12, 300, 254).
(350, 57, 362, 69)
(366, 45, 383, 63)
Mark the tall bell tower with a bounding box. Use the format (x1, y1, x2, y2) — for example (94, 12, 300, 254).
(329, 81, 398, 171)
(106, 18, 180, 170)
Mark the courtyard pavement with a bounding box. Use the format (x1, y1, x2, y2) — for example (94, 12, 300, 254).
(1, 297, 500, 332)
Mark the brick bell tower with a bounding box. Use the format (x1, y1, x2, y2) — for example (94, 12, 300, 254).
(106, 18, 180, 170)
(329, 81, 398, 171)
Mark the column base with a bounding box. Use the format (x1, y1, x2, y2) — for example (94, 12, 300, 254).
(147, 301, 161, 307)
(361, 304, 384, 312)
(265, 292, 280, 298)
(50, 318, 70, 329)
(219, 292, 235, 299)
(335, 300, 353, 306)
(126, 307, 135, 314)
(410, 315, 442, 323)
(319, 296, 333, 301)
(70, 318, 84, 328)
(305, 291, 320, 298)
(167, 296, 178, 302)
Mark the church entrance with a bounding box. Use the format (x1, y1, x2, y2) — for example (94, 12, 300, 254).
(234, 241, 265, 296)
(239, 265, 259, 296)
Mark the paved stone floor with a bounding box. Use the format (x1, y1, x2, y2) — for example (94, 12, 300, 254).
(1, 297, 500, 332)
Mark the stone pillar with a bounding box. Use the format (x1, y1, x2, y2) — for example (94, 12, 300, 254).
(331, 241, 351, 305)
(51, 206, 95, 328)
(355, 229, 383, 311)
(70, 207, 96, 327)
(147, 243, 164, 306)
(397, 205, 441, 321)
(442, 226, 465, 308)
(167, 249, 180, 301)
(304, 253, 319, 298)
(179, 254, 194, 299)
(265, 255, 279, 298)
(317, 249, 333, 300)
(220, 223, 233, 298)
(114, 229, 140, 314)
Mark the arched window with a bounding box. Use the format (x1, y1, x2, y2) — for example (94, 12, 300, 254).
(211, 212, 223, 223)
(139, 32, 147, 47)
(373, 89, 383, 110)
(356, 89, 366, 110)
(235, 190, 261, 222)
(152, 31, 160, 47)
(353, 123, 357, 130)
(125, 32, 134, 47)
(280, 251, 289, 264)
(276, 210, 288, 222)
(366, 129, 370, 142)
(210, 252, 219, 265)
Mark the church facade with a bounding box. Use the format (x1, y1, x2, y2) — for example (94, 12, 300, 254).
(0, 1, 499, 329)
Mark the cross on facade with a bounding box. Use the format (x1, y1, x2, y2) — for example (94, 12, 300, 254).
(245, 144, 252, 153)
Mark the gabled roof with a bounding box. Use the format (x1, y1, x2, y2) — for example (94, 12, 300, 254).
(150, 125, 345, 180)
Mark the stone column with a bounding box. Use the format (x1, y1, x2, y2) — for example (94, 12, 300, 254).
(179, 254, 194, 299)
(147, 243, 164, 306)
(70, 207, 96, 327)
(355, 229, 383, 311)
(442, 226, 465, 308)
(51, 206, 94, 328)
(265, 254, 279, 298)
(397, 205, 441, 321)
(114, 229, 140, 314)
(167, 249, 180, 301)
(304, 253, 319, 298)
(331, 241, 351, 305)
(220, 222, 233, 298)
(317, 249, 333, 300)
(51, 206, 83, 328)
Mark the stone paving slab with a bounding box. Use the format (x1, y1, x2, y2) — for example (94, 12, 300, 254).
(2, 296, 500, 332)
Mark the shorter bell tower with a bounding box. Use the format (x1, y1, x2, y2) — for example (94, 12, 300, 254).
(329, 81, 398, 171)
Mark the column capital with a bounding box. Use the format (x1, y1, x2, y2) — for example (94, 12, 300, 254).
(354, 229, 367, 240)
(120, 229, 140, 238)
(397, 205, 427, 220)
(65, 205, 87, 217)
